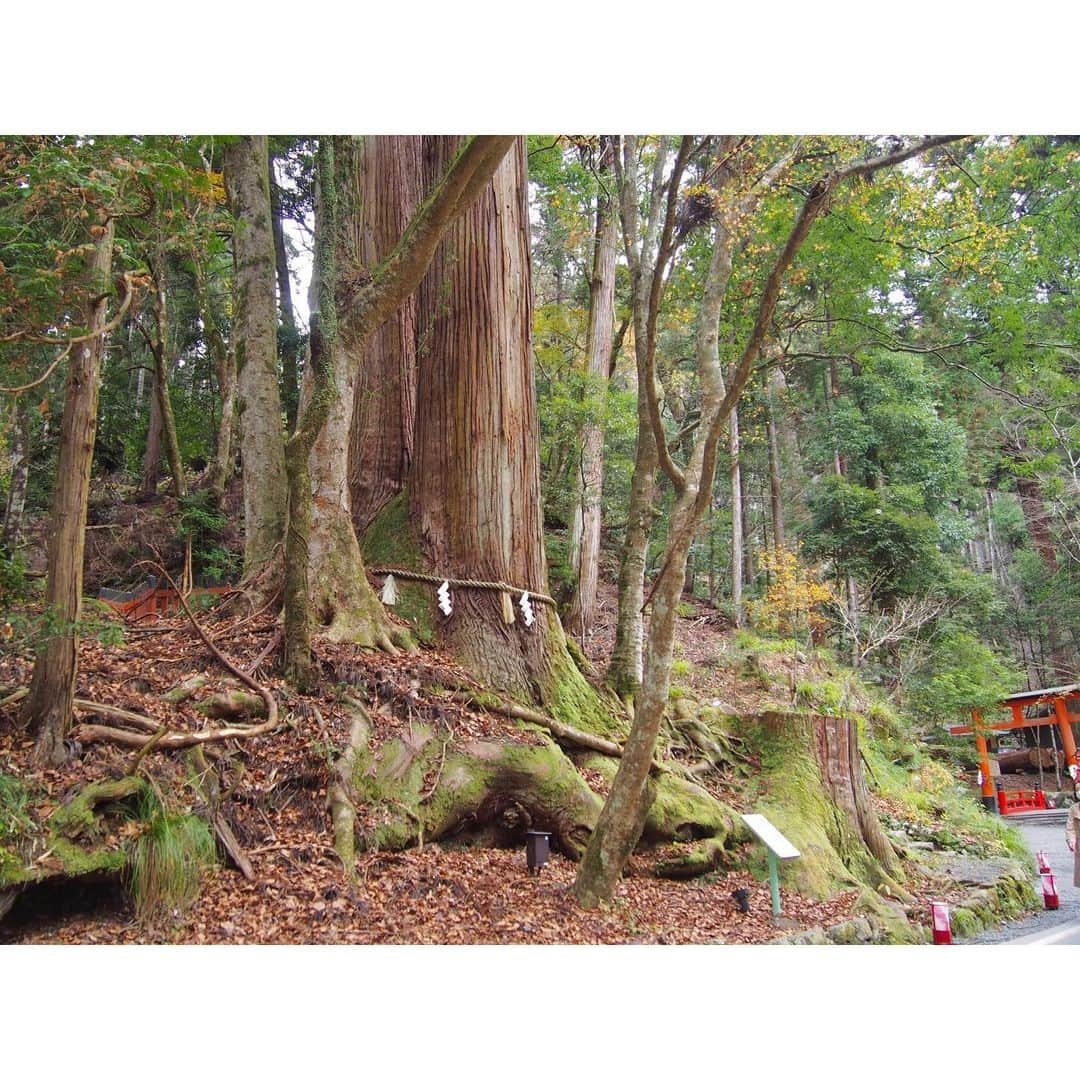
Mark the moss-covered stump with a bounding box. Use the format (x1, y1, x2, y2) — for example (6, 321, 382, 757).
(0, 776, 147, 919)
(1, 773, 218, 929)
(738, 711, 908, 903)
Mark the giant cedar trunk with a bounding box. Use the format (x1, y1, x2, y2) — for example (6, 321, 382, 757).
(22, 220, 115, 763)
(223, 136, 287, 577)
(565, 139, 618, 641)
(410, 137, 581, 702)
(348, 136, 422, 536)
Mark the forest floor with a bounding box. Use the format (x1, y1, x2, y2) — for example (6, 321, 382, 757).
(0, 531, 1017, 945)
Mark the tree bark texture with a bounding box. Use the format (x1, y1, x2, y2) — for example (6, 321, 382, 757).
(140, 365, 163, 496)
(223, 136, 288, 577)
(411, 136, 558, 696)
(565, 138, 618, 641)
(22, 220, 115, 764)
(150, 255, 186, 499)
(3, 399, 29, 548)
(193, 256, 236, 498)
(348, 136, 422, 536)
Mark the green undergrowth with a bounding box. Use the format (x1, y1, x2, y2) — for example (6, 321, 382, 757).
(0, 770, 216, 928)
(864, 746, 1029, 862)
(128, 791, 215, 924)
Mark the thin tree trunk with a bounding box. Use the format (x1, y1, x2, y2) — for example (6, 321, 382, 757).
(22, 219, 115, 764)
(576, 218, 733, 905)
(2, 399, 29, 548)
(270, 162, 301, 433)
(150, 252, 186, 500)
(193, 257, 236, 498)
(607, 137, 675, 701)
(223, 136, 288, 578)
(140, 366, 163, 496)
(766, 369, 785, 551)
(729, 404, 744, 626)
(566, 137, 618, 640)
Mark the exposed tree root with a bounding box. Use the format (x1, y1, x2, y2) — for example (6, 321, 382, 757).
(188, 746, 255, 881)
(329, 698, 371, 872)
(67, 562, 282, 754)
(445, 690, 670, 774)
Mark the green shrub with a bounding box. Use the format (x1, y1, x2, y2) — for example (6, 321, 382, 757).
(128, 799, 216, 925)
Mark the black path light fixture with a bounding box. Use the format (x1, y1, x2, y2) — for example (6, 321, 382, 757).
(525, 830, 551, 874)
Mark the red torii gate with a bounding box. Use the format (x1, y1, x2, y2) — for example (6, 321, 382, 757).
(948, 683, 1079, 812)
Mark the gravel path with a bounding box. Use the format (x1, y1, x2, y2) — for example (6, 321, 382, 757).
(967, 815, 1080, 944)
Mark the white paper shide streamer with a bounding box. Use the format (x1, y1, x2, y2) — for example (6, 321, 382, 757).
(437, 580, 453, 616)
(519, 590, 534, 627)
(380, 573, 398, 606)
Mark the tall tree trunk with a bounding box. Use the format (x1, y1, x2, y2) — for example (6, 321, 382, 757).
(22, 219, 115, 764)
(766, 368, 785, 551)
(193, 256, 236, 498)
(2, 398, 29, 548)
(565, 137, 618, 640)
(270, 162, 301, 434)
(286, 137, 407, 676)
(223, 136, 288, 578)
(150, 252, 186, 500)
(411, 136, 559, 696)
(729, 404, 745, 626)
(576, 218, 733, 906)
(606, 137, 674, 701)
(348, 135, 422, 536)
(140, 366, 163, 496)
(608, 390, 656, 698)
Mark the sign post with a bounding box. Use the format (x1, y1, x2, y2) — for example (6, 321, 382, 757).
(741, 813, 800, 917)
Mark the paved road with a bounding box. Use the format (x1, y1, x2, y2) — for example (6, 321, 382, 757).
(968, 815, 1080, 945)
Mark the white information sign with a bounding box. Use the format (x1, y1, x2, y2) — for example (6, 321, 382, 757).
(740, 813, 800, 860)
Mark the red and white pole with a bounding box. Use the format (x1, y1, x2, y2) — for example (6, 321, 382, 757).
(1040, 872, 1060, 911)
(931, 902, 952, 944)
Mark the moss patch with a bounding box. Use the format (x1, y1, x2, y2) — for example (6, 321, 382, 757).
(360, 492, 434, 643)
